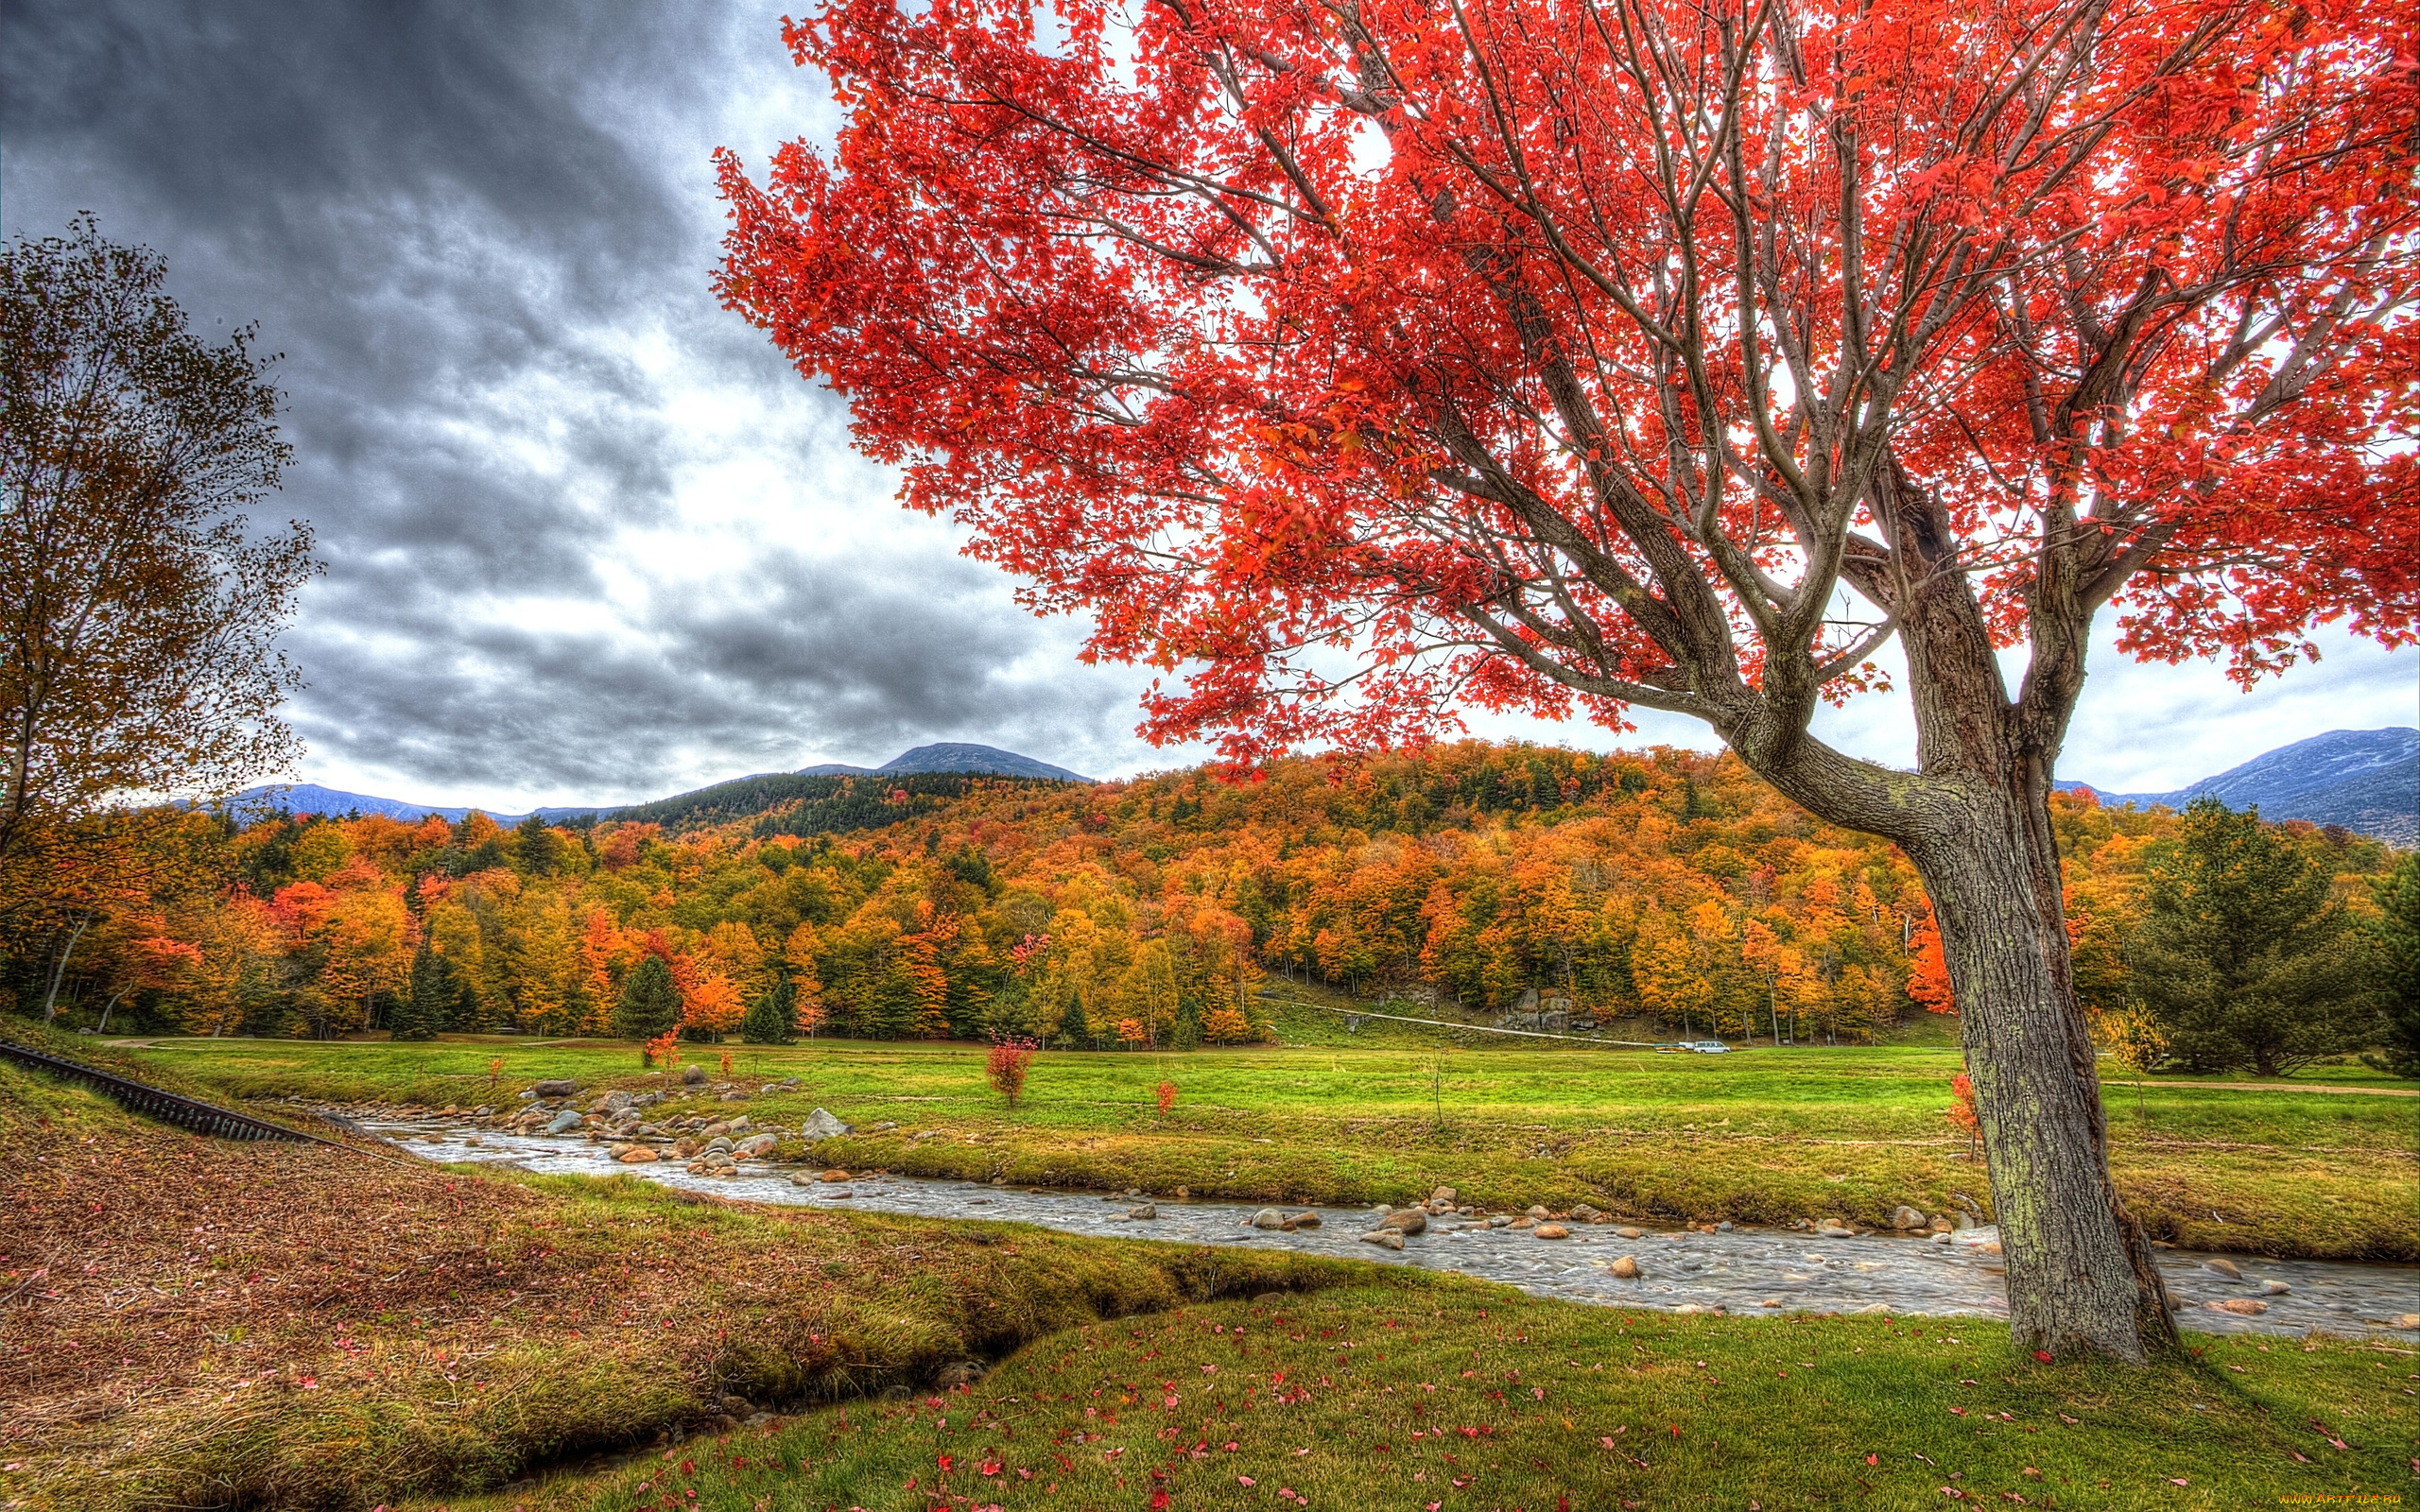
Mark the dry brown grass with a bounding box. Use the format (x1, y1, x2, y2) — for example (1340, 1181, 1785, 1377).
(0, 1060, 1374, 1511)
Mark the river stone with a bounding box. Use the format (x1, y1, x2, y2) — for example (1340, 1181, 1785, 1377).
(531, 1079, 579, 1098)
(2260, 1280, 2290, 1296)
(1569, 1204, 1602, 1223)
(1614, 1226, 1644, 1239)
(1251, 1208, 1288, 1230)
(2204, 1258, 2243, 1280)
(2204, 1297, 2267, 1315)
(735, 1134, 779, 1159)
(1814, 1219, 1858, 1238)
(592, 1091, 636, 1115)
(818, 1168, 852, 1182)
(1930, 1216, 1956, 1233)
(1128, 1204, 1158, 1220)
(1488, 1215, 1513, 1228)
(1607, 1255, 1640, 1278)
(544, 1109, 584, 1135)
(682, 1065, 708, 1085)
(1525, 1205, 1550, 1219)
(1510, 1217, 1536, 1230)
(1533, 1224, 1571, 1240)
(802, 1108, 853, 1141)
(1359, 1229, 1407, 1250)
(617, 1146, 661, 1163)
(1931, 1232, 1953, 1246)
(1288, 1211, 1322, 1229)
(1374, 1209, 1428, 1236)
(1429, 1185, 1459, 1206)
(1891, 1206, 1927, 1229)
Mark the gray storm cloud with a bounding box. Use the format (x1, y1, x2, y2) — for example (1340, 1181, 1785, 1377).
(0, 0, 1141, 803)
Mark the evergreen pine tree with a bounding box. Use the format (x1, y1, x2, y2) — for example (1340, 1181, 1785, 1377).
(2135, 799, 2377, 1076)
(393, 945, 449, 1041)
(614, 954, 680, 1040)
(1060, 989, 1090, 1050)
(2364, 852, 2419, 1077)
(741, 977, 796, 1044)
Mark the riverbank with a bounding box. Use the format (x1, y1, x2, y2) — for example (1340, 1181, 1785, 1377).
(118, 1035, 2420, 1262)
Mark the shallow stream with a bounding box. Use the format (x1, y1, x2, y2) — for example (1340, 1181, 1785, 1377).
(366, 1118, 2417, 1341)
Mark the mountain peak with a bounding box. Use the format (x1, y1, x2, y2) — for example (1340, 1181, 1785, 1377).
(877, 743, 1093, 782)
(2061, 727, 2415, 844)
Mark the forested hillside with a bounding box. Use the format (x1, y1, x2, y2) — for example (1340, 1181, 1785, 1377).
(3, 744, 2399, 1052)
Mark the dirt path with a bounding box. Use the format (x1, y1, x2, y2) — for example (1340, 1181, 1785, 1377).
(2100, 1078, 2419, 1098)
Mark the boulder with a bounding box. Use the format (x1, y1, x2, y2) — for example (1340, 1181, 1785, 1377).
(1359, 1229, 1407, 1250)
(616, 1146, 661, 1163)
(1891, 1206, 1927, 1230)
(1287, 1211, 1322, 1229)
(2259, 1280, 2290, 1297)
(1374, 1209, 1427, 1236)
(1127, 1204, 1159, 1220)
(592, 1091, 636, 1115)
(1607, 1255, 1640, 1279)
(682, 1064, 708, 1085)
(735, 1134, 780, 1159)
(1569, 1204, 1602, 1223)
(2204, 1298, 2267, 1315)
(1429, 1185, 1459, 1206)
(1251, 1209, 1288, 1230)
(801, 1108, 853, 1141)
(531, 1079, 579, 1098)
(2204, 1258, 2243, 1280)
(818, 1168, 853, 1182)
(1533, 1224, 1571, 1240)
(1813, 1219, 1858, 1239)
(1615, 1226, 1644, 1240)
(544, 1109, 584, 1135)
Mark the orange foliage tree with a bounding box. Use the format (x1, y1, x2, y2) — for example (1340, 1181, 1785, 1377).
(718, 0, 2415, 1360)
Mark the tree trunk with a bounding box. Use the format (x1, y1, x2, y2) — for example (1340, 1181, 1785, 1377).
(1904, 787, 2177, 1361)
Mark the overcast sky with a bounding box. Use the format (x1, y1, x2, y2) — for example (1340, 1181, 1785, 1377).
(5, 1, 2411, 809)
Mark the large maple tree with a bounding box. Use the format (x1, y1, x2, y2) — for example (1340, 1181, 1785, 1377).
(717, 0, 2417, 1359)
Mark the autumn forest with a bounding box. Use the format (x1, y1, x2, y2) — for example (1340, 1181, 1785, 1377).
(5, 742, 2397, 1060)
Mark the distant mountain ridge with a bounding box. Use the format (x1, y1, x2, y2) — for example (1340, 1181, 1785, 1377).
(226, 743, 1093, 825)
(795, 743, 1093, 782)
(2058, 727, 2416, 845)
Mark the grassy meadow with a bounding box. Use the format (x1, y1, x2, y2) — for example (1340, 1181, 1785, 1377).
(8, 1033, 2416, 1512)
(108, 1013, 2419, 1262)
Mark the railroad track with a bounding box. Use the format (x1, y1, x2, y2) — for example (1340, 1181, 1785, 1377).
(0, 1037, 406, 1159)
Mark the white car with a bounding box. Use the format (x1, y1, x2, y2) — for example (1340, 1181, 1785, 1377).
(1682, 1040, 1731, 1054)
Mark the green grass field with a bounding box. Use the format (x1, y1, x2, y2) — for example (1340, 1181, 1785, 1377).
(443, 1291, 2420, 1512)
(110, 1022, 2419, 1262)
(11, 1034, 2416, 1512)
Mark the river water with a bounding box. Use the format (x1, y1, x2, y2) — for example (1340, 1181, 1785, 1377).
(367, 1119, 2417, 1341)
